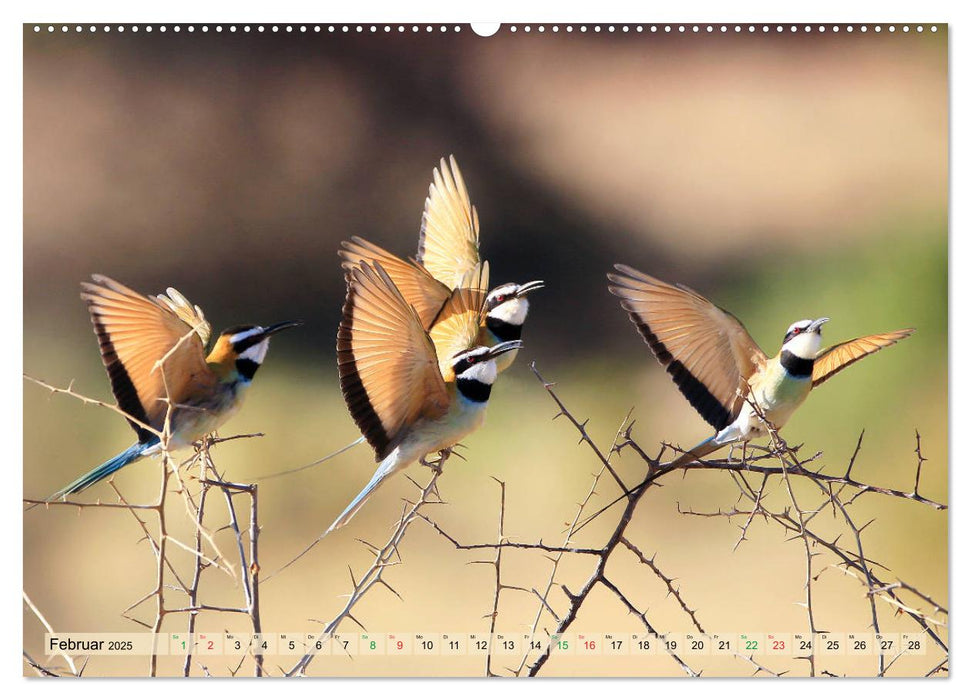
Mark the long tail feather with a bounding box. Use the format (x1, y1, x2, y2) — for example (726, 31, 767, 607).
(49, 439, 158, 500)
(252, 436, 366, 482)
(666, 435, 722, 469)
(326, 450, 403, 533)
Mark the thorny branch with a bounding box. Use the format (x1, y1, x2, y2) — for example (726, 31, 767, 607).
(25, 365, 947, 678)
(416, 363, 947, 677)
(24, 377, 266, 677)
(285, 451, 452, 677)
(23, 591, 79, 677)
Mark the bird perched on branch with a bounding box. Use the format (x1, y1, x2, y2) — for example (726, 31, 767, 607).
(339, 155, 543, 373)
(327, 261, 522, 532)
(608, 264, 914, 468)
(49, 275, 300, 499)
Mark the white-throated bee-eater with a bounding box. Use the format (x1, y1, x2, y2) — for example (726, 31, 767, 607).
(48, 275, 300, 499)
(608, 264, 914, 468)
(327, 260, 522, 532)
(339, 155, 542, 374)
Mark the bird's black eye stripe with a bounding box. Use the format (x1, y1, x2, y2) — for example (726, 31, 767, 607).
(452, 357, 473, 374)
(232, 334, 265, 354)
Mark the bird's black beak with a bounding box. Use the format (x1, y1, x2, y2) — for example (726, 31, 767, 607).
(485, 340, 524, 359)
(808, 317, 830, 333)
(262, 320, 304, 337)
(515, 280, 545, 298)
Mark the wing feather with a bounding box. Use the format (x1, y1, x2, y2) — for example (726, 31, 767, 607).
(428, 263, 489, 380)
(812, 329, 915, 387)
(337, 262, 450, 460)
(607, 265, 767, 429)
(80, 275, 213, 439)
(154, 287, 212, 346)
(339, 236, 451, 329)
(416, 155, 482, 289)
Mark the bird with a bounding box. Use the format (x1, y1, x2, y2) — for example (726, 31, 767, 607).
(338, 155, 543, 372)
(607, 264, 914, 469)
(269, 155, 544, 480)
(47, 274, 300, 500)
(327, 260, 522, 532)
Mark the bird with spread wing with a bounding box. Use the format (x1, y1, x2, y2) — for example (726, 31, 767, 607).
(327, 261, 522, 532)
(608, 264, 914, 468)
(46, 275, 300, 499)
(339, 155, 542, 373)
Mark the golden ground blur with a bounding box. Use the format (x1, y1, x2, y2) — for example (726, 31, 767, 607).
(23, 26, 947, 677)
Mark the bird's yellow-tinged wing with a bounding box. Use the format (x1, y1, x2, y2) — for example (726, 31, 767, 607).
(607, 264, 767, 430)
(428, 263, 489, 381)
(812, 329, 915, 387)
(338, 262, 451, 460)
(81, 275, 214, 439)
(154, 286, 212, 346)
(339, 236, 451, 329)
(416, 155, 484, 290)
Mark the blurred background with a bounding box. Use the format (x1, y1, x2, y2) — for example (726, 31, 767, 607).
(23, 25, 947, 677)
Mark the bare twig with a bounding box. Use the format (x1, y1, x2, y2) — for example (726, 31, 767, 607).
(286, 452, 451, 677)
(23, 591, 78, 676)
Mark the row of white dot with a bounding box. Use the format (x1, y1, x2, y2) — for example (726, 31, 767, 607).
(32, 24, 940, 35)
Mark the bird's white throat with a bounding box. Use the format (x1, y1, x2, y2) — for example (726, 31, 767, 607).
(782, 331, 822, 360)
(490, 298, 529, 326)
(458, 359, 498, 386)
(240, 339, 270, 364)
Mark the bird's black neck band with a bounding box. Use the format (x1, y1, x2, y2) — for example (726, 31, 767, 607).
(486, 316, 523, 342)
(236, 358, 261, 381)
(457, 377, 492, 403)
(780, 350, 814, 378)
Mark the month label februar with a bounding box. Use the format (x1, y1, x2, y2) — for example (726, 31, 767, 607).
(45, 634, 154, 656)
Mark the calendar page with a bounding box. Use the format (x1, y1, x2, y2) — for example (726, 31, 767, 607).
(22, 19, 948, 679)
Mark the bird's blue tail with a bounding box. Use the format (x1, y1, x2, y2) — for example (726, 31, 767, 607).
(326, 450, 401, 533)
(50, 439, 159, 500)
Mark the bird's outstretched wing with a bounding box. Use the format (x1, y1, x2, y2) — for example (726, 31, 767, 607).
(81, 275, 213, 440)
(416, 155, 484, 290)
(428, 262, 489, 381)
(607, 264, 767, 430)
(813, 329, 915, 387)
(338, 262, 451, 460)
(155, 287, 212, 346)
(339, 236, 451, 329)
